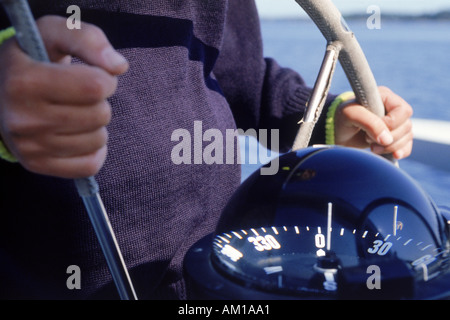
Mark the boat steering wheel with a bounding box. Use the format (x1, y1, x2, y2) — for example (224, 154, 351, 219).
(292, 0, 396, 164)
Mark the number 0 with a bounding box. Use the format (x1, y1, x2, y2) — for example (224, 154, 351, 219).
(377, 242, 393, 255)
(315, 234, 326, 249)
(265, 235, 281, 249)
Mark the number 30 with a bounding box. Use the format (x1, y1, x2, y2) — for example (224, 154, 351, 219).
(367, 240, 393, 256)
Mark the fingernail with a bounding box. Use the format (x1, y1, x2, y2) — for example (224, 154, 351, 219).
(102, 47, 128, 68)
(378, 130, 394, 145)
(395, 150, 404, 159)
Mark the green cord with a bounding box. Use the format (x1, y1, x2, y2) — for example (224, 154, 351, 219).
(325, 91, 356, 145)
(0, 27, 18, 163)
(0, 140, 17, 163)
(0, 27, 15, 45)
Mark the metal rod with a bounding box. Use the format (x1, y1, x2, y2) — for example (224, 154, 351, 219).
(0, 0, 137, 300)
(75, 178, 137, 300)
(303, 45, 340, 123)
(292, 44, 340, 151)
(326, 202, 332, 252)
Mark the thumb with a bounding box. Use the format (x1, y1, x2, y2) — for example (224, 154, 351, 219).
(36, 15, 128, 75)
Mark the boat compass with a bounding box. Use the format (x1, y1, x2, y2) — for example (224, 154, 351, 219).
(184, 147, 450, 300)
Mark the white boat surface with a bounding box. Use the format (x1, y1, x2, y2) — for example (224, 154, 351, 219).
(410, 118, 450, 172)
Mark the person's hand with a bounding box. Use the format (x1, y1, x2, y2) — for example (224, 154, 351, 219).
(0, 15, 128, 178)
(334, 86, 413, 160)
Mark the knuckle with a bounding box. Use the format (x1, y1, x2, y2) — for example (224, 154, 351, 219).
(36, 15, 66, 29)
(4, 73, 31, 98)
(81, 149, 106, 177)
(405, 104, 414, 118)
(96, 102, 112, 126)
(83, 162, 102, 177)
(378, 86, 391, 94)
(6, 115, 39, 137)
(82, 71, 115, 101)
(3, 63, 45, 102)
(21, 156, 45, 175)
(407, 130, 414, 141)
(85, 128, 109, 152)
(98, 127, 109, 146)
(404, 148, 412, 158)
(81, 24, 108, 47)
(83, 74, 108, 100)
(83, 103, 111, 130)
(378, 86, 394, 99)
(384, 114, 396, 129)
(4, 117, 23, 136)
(405, 119, 413, 133)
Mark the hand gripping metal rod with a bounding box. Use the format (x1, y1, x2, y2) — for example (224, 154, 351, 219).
(293, 0, 397, 165)
(0, 0, 137, 300)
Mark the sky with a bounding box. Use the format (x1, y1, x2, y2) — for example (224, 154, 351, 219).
(255, 0, 450, 18)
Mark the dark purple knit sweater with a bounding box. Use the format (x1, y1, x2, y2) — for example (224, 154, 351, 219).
(0, 1, 332, 299)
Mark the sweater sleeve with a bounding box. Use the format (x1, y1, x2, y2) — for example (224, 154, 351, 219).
(213, 0, 335, 152)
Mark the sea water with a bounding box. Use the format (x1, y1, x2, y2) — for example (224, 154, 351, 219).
(240, 17, 450, 207)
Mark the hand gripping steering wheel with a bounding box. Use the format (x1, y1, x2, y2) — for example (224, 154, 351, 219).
(291, 0, 396, 165)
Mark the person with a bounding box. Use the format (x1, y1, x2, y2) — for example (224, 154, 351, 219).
(0, 1, 413, 299)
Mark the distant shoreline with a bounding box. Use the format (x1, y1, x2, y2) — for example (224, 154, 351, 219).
(260, 10, 450, 21)
(344, 10, 450, 21)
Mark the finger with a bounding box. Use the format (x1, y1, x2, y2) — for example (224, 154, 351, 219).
(369, 116, 413, 142)
(379, 86, 409, 113)
(6, 100, 112, 136)
(1, 35, 118, 107)
(12, 127, 108, 159)
(50, 101, 112, 134)
(36, 15, 128, 75)
(339, 104, 394, 146)
(22, 145, 108, 179)
(383, 106, 414, 132)
(371, 131, 413, 160)
(370, 119, 414, 158)
(391, 118, 413, 142)
(47, 128, 109, 158)
(13, 62, 118, 106)
(379, 86, 414, 130)
(393, 139, 413, 160)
